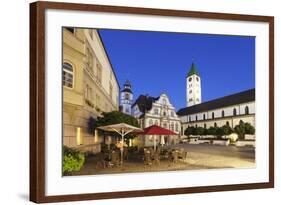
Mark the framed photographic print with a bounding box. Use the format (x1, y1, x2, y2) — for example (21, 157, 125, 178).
(30, 1, 274, 203)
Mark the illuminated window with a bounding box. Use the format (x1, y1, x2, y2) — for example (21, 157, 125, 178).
(76, 127, 82, 145)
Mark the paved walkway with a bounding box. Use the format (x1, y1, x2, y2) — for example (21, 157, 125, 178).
(71, 144, 255, 176)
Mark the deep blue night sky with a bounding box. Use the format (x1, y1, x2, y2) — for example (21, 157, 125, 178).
(99, 29, 255, 110)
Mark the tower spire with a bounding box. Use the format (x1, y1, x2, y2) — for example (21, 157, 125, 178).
(187, 62, 200, 77)
(120, 80, 133, 115)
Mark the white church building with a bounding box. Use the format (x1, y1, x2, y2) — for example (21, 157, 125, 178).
(131, 93, 181, 147)
(177, 62, 255, 136)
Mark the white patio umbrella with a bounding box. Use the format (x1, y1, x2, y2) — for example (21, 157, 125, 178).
(97, 123, 142, 165)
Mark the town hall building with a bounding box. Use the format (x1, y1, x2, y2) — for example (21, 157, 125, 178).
(177, 63, 255, 136)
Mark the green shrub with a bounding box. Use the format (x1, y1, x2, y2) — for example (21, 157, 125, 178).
(63, 146, 85, 175)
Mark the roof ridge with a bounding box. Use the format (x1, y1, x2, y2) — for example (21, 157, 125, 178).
(177, 88, 255, 116)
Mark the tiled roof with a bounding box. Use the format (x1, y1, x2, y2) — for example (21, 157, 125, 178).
(132, 95, 159, 113)
(187, 62, 200, 77)
(177, 88, 255, 116)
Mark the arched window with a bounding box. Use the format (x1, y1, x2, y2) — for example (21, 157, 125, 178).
(196, 115, 198, 121)
(171, 111, 174, 117)
(233, 108, 237, 116)
(214, 122, 217, 127)
(195, 124, 198, 128)
(149, 119, 153, 126)
(222, 110, 225, 117)
(245, 106, 249, 115)
(204, 123, 206, 129)
(226, 121, 230, 126)
(212, 112, 215, 119)
(189, 116, 191, 122)
(63, 62, 74, 88)
(203, 114, 206, 120)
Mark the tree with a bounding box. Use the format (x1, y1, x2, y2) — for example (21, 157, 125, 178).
(95, 111, 140, 144)
(184, 126, 195, 136)
(221, 125, 233, 135)
(216, 127, 224, 139)
(244, 123, 255, 135)
(234, 120, 246, 140)
(196, 127, 205, 135)
(207, 126, 217, 135)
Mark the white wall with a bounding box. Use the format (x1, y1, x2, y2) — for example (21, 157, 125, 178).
(0, 0, 280, 205)
(181, 101, 255, 123)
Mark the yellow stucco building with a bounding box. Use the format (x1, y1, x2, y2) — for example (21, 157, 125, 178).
(63, 27, 119, 153)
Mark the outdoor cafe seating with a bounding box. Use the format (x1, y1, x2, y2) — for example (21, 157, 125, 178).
(96, 149, 121, 168)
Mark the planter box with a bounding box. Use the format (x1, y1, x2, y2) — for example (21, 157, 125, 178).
(212, 139, 230, 146)
(236, 140, 255, 147)
(245, 134, 255, 140)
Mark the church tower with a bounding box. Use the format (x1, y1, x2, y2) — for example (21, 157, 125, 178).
(186, 62, 201, 107)
(120, 80, 133, 115)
